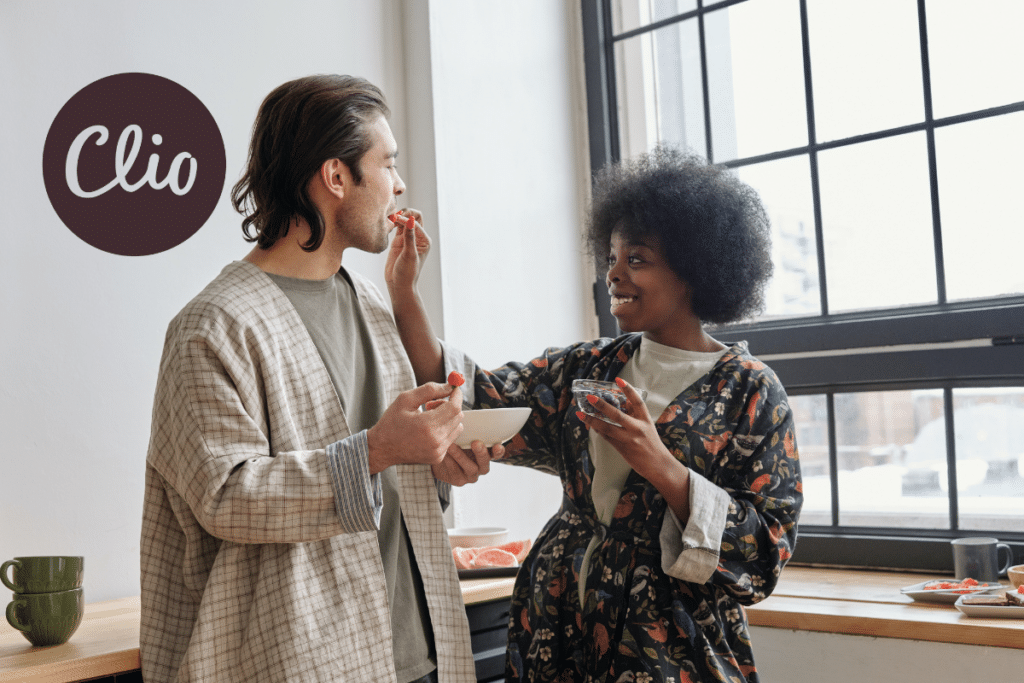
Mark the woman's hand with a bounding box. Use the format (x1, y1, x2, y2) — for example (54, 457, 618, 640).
(385, 209, 430, 295)
(576, 377, 692, 524)
(384, 209, 445, 385)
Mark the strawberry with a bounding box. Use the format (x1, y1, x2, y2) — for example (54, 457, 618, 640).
(447, 371, 465, 387)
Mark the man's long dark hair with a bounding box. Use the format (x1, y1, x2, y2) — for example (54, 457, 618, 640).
(231, 75, 390, 251)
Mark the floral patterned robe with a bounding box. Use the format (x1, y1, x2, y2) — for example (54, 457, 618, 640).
(468, 334, 801, 683)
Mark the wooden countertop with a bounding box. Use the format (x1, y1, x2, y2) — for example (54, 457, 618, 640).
(460, 576, 517, 605)
(3, 569, 1021, 681)
(1, 597, 140, 683)
(747, 566, 1024, 650)
(0, 580, 517, 682)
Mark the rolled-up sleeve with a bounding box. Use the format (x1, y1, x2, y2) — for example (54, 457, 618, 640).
(659, 471, 731, 583)
(326, 431, 383, 531)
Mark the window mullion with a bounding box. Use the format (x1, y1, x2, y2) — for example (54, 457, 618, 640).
(602, 0, 620, 163)
(943, 387, 959, 530)
(697, 0, 713, 162)
(826, 393, 840, 527)
(917, 0, 947, 305)
(799, 0, 828, 316)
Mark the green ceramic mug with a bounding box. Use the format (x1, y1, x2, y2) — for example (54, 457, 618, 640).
(6, 587, 84, 646)
(0, 556, 84, 594)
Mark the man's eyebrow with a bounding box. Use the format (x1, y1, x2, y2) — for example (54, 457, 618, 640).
(386, 149, 399, 160)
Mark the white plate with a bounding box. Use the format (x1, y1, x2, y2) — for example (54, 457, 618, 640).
(955, 593, 1024, 618)
(900, 580, 1003, 604)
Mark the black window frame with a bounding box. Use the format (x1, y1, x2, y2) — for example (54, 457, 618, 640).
(581, 0, 1024, 572)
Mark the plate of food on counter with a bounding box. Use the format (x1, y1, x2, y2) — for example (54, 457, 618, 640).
(900, 577, 1003, 604)
(955, 586, 1024, 618)
(450, 532, 532, 579)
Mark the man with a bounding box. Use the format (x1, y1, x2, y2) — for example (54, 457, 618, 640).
(141, 75, 494, 683)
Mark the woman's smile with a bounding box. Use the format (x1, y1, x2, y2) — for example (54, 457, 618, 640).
(609, 293, 638, 314)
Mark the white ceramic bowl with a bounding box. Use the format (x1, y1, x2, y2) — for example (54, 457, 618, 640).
(455, 407, 531, 448)
(1009, 564, 1024, 589)
(447, 527, 509, 550)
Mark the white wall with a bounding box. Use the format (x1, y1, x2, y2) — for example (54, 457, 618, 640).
(426, 0, 597, 544)
(0, 0, 591, 603)
(0, 0, 408, 604)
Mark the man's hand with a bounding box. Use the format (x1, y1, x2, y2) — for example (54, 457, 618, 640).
(366, 381, 463, 474)
(431, 440, 503, 487)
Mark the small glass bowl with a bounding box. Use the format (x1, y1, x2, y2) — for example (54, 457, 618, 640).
(571, 379, 647, 426)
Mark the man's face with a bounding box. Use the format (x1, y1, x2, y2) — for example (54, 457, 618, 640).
(332, 114, 406, 254)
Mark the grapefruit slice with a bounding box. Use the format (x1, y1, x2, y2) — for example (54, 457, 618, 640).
(452, 547, 479, 570)
(451, 539, 533, 569)
(471, 547, 518, 569)
(496, 539, 532, 562)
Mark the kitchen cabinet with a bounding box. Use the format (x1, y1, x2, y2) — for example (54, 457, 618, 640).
(465, 595, 512, 682)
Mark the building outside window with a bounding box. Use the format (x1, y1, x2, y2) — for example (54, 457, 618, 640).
(581, 0, 1024, 570)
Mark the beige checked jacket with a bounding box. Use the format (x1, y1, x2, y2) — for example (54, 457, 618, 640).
(141, 261, 476, 682)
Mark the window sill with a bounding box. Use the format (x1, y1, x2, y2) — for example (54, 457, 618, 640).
(746, 565, 1023, 649)
(0, 584, 521, 682)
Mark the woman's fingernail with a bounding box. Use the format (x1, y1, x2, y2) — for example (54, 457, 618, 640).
(615, 377, 626, 388)
(587, 394, 599, 404)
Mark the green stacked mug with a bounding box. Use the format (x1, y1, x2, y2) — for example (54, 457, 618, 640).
(3, 556, 84, 646)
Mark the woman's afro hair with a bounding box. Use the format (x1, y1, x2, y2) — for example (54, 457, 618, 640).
(586, 146, 773, 324)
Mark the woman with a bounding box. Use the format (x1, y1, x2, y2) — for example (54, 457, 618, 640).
(387, 147, 802, 683)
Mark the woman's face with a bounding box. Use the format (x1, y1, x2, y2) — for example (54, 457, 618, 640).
(605, 228, 695, 348)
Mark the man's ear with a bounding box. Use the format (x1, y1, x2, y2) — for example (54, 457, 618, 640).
(317, 158, 348, 200)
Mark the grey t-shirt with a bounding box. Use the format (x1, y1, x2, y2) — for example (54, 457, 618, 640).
(268, 269, 436, 682)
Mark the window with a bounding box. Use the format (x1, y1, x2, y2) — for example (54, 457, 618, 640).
(581, 0, 1024, 571)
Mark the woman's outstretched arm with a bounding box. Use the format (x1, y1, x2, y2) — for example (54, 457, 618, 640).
(384, 211, 445, 384)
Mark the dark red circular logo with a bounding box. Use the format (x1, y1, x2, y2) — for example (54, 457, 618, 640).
(42, 73, 225, 256)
